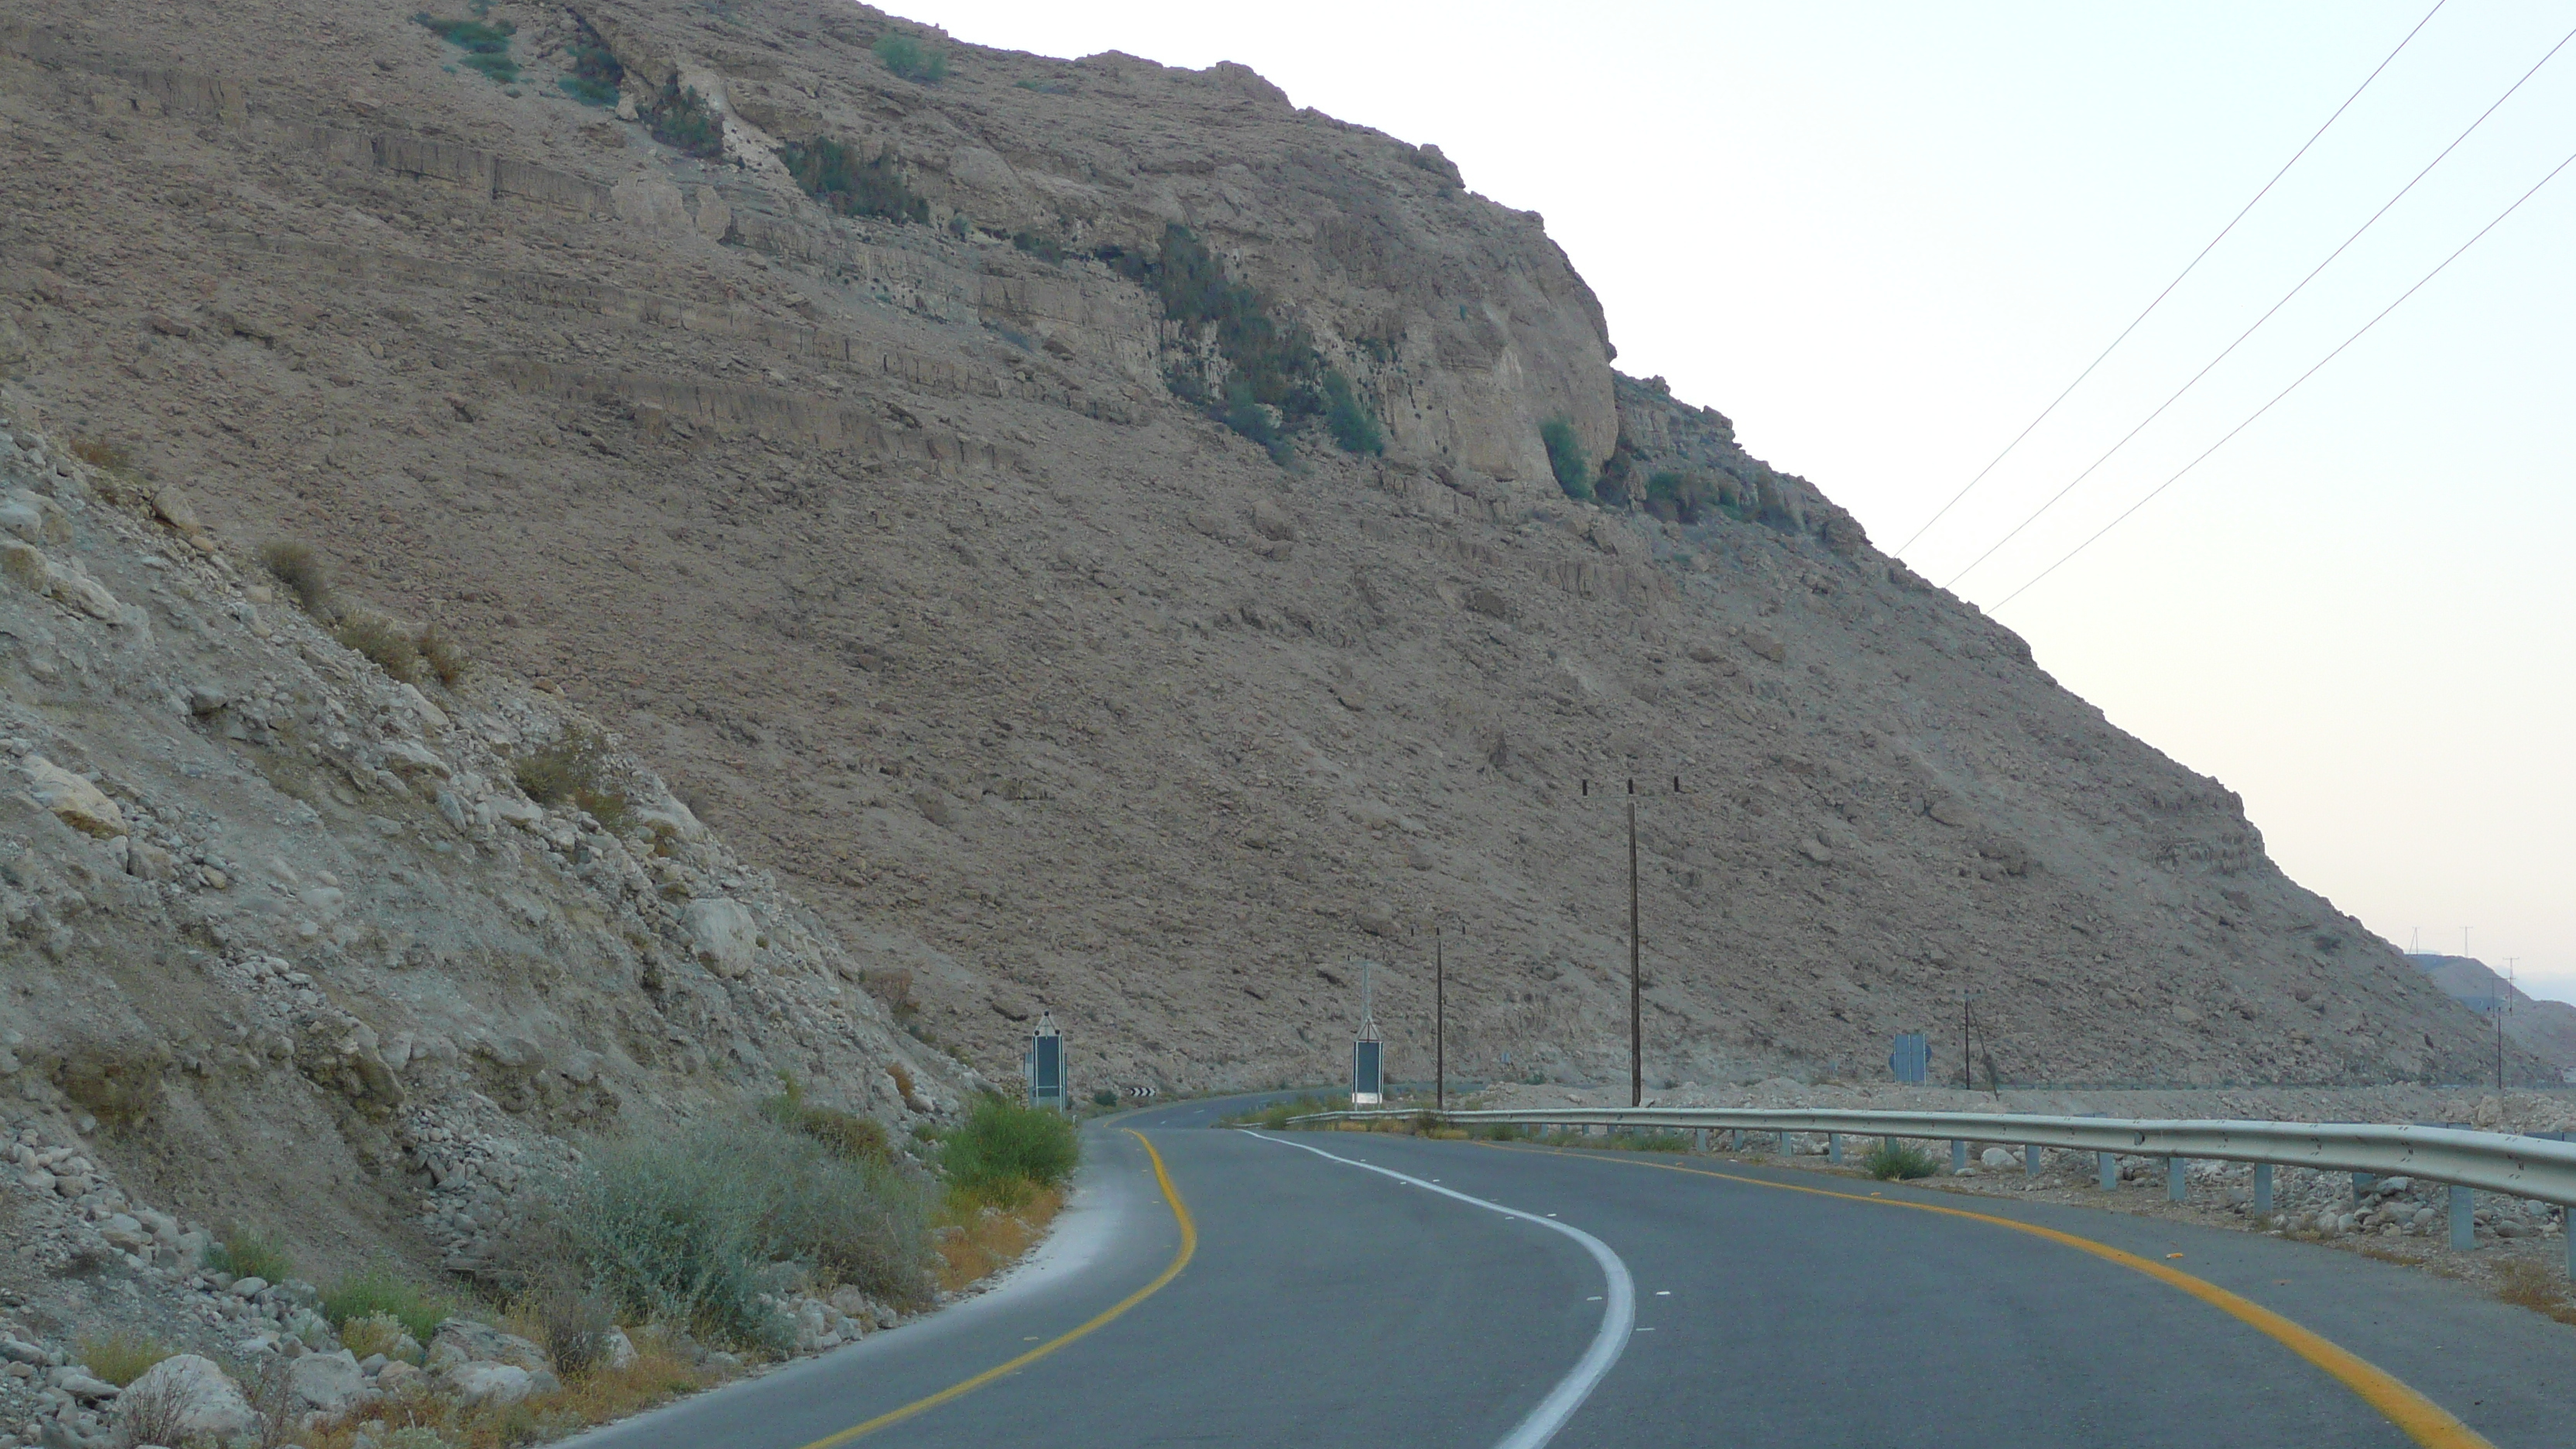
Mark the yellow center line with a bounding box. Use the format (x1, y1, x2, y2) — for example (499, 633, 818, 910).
(1486, 1142, 2492, 1449)
(794, 1129, 1197, 1448)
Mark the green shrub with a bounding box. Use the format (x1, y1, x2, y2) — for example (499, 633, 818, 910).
(1472, 1120, 1526, 1142)
(562, 1114, 933, 1350)
(557, 22, 625, 106)
(76, 1331, 171, 1388)
(872, 33, 948, 85)
(512, 728, 629, 830)
(762, 1074, 893, 1164)
(1091, 1088, 1118, 1108)
(415, 13, 519, 84)
(1865, 1140, 1940, 1180)
(334, 1311, 423, 1364)
(1219, 378, 1293, 466)
(780, 138, 930, 225)
(321, 1258, 454, 1344)
(203, 1225, 293, 1284)
(649, 84, 724, 159)
(1541, 418, 1592, 502)
(259, 540, 334, 617)
(940, 1094, 1078, 1203)
(519, 1284, 615, 1379)
(1011, 230, 1065, 263)
(1322, 370, 1383, 455)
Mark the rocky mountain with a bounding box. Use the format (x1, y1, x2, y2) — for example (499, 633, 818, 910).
(2409, 954, 2576, 1079)
(0, 0, 2531, 1100)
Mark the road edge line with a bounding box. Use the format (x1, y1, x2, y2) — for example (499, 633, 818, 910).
(1252, 1132, 1634, 1449)
(793, 1128, 1197, 1449)
(1495, 1141, 2492, 1449)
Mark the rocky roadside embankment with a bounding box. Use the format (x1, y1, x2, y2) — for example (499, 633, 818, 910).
(0, 403, 998, 1447)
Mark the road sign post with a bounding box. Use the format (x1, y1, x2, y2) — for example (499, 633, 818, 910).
(1353, 961, 1384, 1105)
(1028, 1012, 1067, 1114)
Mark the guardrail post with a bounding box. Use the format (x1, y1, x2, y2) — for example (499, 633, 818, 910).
(1694, 1127, 1708, 1152)
(1951, 1139, 1967, 1174)
(2167, 1157, 2187, 1203)
(2352, 1172, 2374, 1208)
(1828, 1132, 1843, 1164)
(2253, 1163, 2273, 1216)
(2450, 1185, 2475, 1251)
(1778, 1129, 1792, 1156)
(2098, 1151, 2117, 1191)
(2025, 1145, 2041, 1178)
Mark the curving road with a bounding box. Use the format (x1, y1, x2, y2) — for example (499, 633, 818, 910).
(569, 1094, 2573, 1448)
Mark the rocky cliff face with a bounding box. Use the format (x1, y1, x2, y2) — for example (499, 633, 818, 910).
(0, 0, 2530, 1100)
(0, 407, 964, 1295)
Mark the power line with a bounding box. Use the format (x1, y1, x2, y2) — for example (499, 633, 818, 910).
(1989, 146, 2576, 611)
(1893, 0, 2449, 557)
(1946, 19, 2576, 589)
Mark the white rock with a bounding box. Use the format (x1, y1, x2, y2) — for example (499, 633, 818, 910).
(683, 898, 760, 978)
(444, 1361, 534, 1408)
(118, 1355, 255, 1441)
(601, 1327, 636, 1371)
(286, 1350, 364, 1415)
(379, 740, 451, 780)
(23, 757, 126, 838)
(1980, 1147, 2015, 1170)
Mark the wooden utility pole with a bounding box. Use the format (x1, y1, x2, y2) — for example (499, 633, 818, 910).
(1435, 927, 1447, 1112)
(1629, 781, 1642, 1108)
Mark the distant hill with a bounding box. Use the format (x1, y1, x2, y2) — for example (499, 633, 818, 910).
(2408, 954, 2576, 1078)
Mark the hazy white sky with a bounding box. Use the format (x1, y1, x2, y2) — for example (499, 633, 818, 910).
(889, 2, 2576, 999)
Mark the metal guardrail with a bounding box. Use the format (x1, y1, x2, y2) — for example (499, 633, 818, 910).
(1283, 1106, 2576, 1213)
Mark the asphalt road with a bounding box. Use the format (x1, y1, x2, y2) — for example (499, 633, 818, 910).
(570, 1094, 2574, 1448)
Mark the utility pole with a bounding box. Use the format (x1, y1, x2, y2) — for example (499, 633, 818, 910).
(2499, 957, 2516, 1094)
(1435, 926, 1447, 1112)
(1583, 775, 1680, 1110)
(1629, 780, 1641, 1109)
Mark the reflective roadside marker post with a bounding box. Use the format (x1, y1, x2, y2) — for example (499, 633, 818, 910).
(2253, 1163, 2273, 1215)
(2025, 1144, 2041, 1179)
(2451, 1185, 2475, 1251)
(1828, 1132, 1843, 1165)
(2098, 1152, 2118, 1191)
(2167, 1158, 2187, 1204)
(1950, 1139, 1966, 1174)
(1352, 960, 1384, 1105)
(1029, 1012, 1067, 1114)
(1352, 1034, 1383, 1107)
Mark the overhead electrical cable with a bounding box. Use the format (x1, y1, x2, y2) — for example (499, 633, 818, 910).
(1988, 146, 2576, 612)
(1893, 0, 2450, 557)
(1944, 19, 2576, 589)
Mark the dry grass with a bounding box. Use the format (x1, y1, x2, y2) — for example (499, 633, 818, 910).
(68, 436, 132, 470)
(336, 608, 427, 683)
(2493, 1259, 2576, 1327)
(933, 1185, 1063, 1293)
(293, 1331, 714, 1449)
(75, 1329, 172, 1387)
(419, 622, 471, 687)
(259, 540, 337, 618)
(512, 728, 629, 830)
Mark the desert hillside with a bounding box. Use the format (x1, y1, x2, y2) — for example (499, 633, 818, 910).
(0, 0, 2530, 1097)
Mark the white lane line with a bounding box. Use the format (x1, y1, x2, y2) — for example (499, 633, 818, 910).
(1252, 1133, 1635, 1449)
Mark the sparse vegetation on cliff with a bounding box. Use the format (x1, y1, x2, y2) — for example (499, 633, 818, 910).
(414, 12, 520, 84)
(649, 83, 724, 159)
(1543, 418, 1593, 501)
(872, 33, 949, 85)
(782, 138, 930, 225)
(1323, 370, 1383, 455)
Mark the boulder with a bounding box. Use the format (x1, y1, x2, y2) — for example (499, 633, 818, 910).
(444, 1361, 534, 1408)
(1249, 499, 1297, 542)
(682, 897, 760, 978)
(286, 1350, 364, 1415)
(1980, 1147, 2016, 1170)
(117, 1355, 255, 1441)
(612, 175, 690, 235)
(379, 740, 452, 781)
(601, 1327, 637, 1371)
(23, 757, 126, 838)
(429, 1320, 549, 1374)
